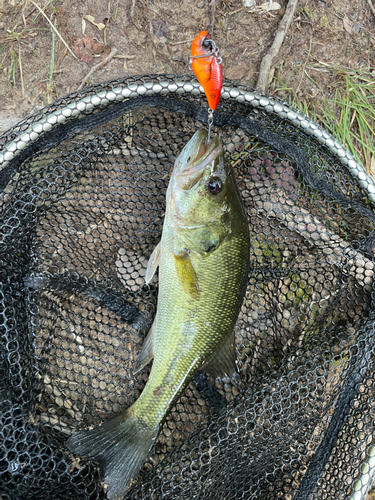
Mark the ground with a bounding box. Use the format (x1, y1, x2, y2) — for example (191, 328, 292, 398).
(0, 0, 374, 137)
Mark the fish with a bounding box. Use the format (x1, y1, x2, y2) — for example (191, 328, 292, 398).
(190, 30, 223, 111)
(67, 128, 250, 499)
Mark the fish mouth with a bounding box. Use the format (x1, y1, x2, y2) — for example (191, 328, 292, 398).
(175, 129, 223, 190)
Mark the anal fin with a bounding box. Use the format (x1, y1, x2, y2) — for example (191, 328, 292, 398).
(133, 320, 155, 374)
(202, 330, 237, 379)
(145, 242, 161, 284)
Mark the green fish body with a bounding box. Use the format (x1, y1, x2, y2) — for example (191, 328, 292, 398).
(67, 128, 250, 499)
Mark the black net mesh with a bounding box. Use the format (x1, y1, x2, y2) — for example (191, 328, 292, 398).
(1, 74, 375, 500)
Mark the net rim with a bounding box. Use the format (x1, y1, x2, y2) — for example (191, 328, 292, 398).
(0, 75, 374, 202)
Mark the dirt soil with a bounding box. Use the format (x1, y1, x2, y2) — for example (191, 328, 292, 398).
(0, 0, 374, 136)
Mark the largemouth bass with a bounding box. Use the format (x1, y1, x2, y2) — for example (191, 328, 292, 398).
(67, 128, 250, 499)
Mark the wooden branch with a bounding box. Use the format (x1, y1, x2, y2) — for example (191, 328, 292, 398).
(256, 0, 299, 92)
(367, 0, 375, 19)
(77, 48, 118, 91)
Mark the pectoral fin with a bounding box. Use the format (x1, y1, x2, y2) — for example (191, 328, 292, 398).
(145, 242, 161, 283)
(173, 250, 199, 299)
(202, 330, 237, 379)
(134, 320, 155, 374)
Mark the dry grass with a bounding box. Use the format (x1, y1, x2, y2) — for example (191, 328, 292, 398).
(273, 63, 375, 176)
(0, 0, 66, 103)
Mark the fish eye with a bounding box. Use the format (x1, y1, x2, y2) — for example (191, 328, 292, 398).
(206, 177, 223, 195)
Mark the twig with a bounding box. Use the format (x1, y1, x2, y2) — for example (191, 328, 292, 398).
(22, 3, 27, 27)
(367, 0, 375, 19)
(77, 47, 118, 90)
(170, 38, 195, 46)
(113, 54, 136, 59)
(210, 0, 216, 35)
(229, 7, 244, 15)
(130, 0, 143, 31)
(18, 45, 25, 98)
(256, 0, 299, 92)
(28, 0, 79, 60)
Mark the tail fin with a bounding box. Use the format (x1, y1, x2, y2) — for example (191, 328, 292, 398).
(67, 412, 158, 500)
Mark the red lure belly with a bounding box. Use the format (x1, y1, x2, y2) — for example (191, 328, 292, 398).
(191, 31, 223, 111)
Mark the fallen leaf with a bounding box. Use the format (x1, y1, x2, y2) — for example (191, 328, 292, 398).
(257, 1, 281, 10)
(92, 40, 105, 54)
(72, 35, 108, 63)
(82, 18, 86, 35)
(343, 14, 356, 35)
(100, 45, 111, 59)
(72, 36, 92, 62)
(84, 14, 106, 30)
(82, 35, 94, 50)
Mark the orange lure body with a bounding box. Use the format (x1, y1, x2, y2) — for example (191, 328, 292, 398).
(190, 31, 223, 111)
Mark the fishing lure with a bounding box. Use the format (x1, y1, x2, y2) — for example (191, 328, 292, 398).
(190, 31, 223, 141)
